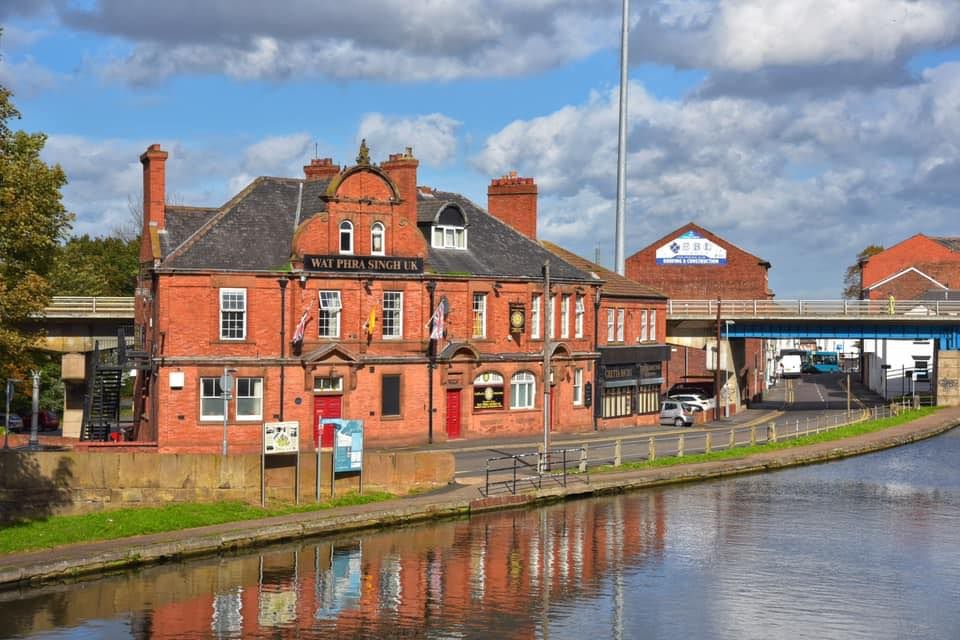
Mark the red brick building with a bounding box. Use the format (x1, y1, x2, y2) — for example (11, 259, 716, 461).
(134, 143, 671, 453)
(625, 223, 772, 407)
(860, 234, 960, 300)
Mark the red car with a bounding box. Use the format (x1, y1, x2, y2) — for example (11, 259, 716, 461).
(18, 410, 60, 431)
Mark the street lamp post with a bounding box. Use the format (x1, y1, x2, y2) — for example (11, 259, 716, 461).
(3, 379, 20, 450)
(277, 278, 288, 421)
(221, 367, 237, 457)
(28, 371, 41, 450)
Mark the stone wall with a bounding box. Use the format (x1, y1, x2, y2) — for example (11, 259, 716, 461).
(937, 350, 960, 407)
(0, 449, 455, 519)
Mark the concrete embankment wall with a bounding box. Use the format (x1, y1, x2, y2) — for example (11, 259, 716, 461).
(0, 449, 455, 519)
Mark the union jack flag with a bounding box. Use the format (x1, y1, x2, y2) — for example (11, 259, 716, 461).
(427, 298, 447, 341)
(292, 302, 312, 347)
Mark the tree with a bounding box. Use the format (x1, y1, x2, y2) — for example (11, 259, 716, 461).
(0, 45, 73, 377)
(842, 244, 884, 299)
(50, 234, 139, 296)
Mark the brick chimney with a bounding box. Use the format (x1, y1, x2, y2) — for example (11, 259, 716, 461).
(140, 144, 167, 229)
(304, 157, 340, 181)
(488, 171, 538, 240)
(380, 147, 419, 224)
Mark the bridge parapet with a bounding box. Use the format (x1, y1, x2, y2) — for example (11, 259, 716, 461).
(41, 296, 135, 319)
(667, 299, 960, 320)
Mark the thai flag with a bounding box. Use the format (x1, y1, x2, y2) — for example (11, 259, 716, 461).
(428, 298, 446, 341)
(292, 303, 311, 347)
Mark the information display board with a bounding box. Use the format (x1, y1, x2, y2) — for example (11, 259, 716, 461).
(321, 419, 364, 472)
(263, 421, 300, 454)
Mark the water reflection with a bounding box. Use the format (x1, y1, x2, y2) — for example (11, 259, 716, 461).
(2, 429, 959, 639)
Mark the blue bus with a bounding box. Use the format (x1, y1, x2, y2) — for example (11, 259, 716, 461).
(803, 351, 841, 373)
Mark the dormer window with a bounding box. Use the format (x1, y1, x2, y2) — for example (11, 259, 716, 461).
(431, 204, 467, 250)
(371, 222, 385, 255)
(339, 220, 353, 254)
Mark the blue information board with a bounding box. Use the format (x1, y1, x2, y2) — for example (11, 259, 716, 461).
(322, 419, 364, 472)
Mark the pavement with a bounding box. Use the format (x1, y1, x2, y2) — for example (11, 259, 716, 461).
(2, 401, 957, 592)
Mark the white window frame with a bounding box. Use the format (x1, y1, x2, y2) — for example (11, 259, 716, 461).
(219, 288, 246, 341)
(548, 295, 556, 340)
(531, 294, 542, 339)
(431, 225, 467, 249)
(200, 377, 224, 421)
(339, 220, 354, 254)
(318, 290, 342, 338)
(573, 368, 583, 406)
(510, 371, 536, 410)
(616, 308, 625, 342)
(560, 294, 570, 339)
(383, 291, 403, 339)
(313, 376, 343, 392)
(235, 377, 263, 421)
(640, 309, 648, 342)
(371, 222, 385, 256)
(607, 308, 615, 342)
(575, 295, 585, 338)
(648, 309, 657, 341)
(472, 292, 487, 338)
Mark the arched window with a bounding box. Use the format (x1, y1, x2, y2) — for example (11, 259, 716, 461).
(431, 204, 467, 250)
(339, 220, 353, 254)
(371, 222, 385, 255)
(510, 371, 536, 409)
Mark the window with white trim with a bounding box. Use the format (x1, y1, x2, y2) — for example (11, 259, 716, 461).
(313, 376, 343, 392)
(640, 309, 648, 342)
(432, 225, 466, 249)
(616, 308, 625, 342)
(371, 222, 385, 255)
(648, 309, 657, 341)
(200, 377, 224, 421)
(383, 291, 403, 338)
(606, 308, 615, 342)
(575, 294, 585, 338)
(318, 290, 341, 338)
(472, 293, 487, 338)
(339, 220, 354, 254)
(531, 294, 542, 339)
(560, 294, 570, 339)
(236, 377, 263, 420)
(573, 368, 583, 406)
(548, 294, 556, 340)
(510, 371, 536, 409)
(219, 288, 246, 340)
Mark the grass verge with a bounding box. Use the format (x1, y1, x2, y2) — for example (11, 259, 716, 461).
(0, 491, 392, 555)
(593, 407, 939, 473)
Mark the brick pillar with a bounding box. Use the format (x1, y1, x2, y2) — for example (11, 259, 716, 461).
(304, 157, 340, 181)
(488, 172, 538, 240)
(381, 148, 419, 225)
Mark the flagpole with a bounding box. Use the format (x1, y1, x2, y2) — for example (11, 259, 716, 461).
(426, 280, 437, 444)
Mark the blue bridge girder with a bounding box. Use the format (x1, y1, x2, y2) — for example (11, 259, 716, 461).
(721, 320, 960, 350)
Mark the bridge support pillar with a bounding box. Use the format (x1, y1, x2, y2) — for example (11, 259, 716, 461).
(61, 353, 86, 439)
(937, 350, 960, 407)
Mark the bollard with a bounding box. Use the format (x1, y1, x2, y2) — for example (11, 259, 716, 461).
(768, 421, 777, 443)
(795, 419, 800, 437)
(648, 436, 656, 462)
(614, 439, 622, 467)
(705, 431, 712, 454)
(750, 425, 756, 446)
(579, 444, 588, 474)
(729, 429, 735, 449)
(678, 433, 684, 457)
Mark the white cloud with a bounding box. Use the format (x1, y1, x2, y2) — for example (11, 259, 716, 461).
(0, 55, 62, 97)
(474, 63, 960, 297)
(358, 113, 461, 167)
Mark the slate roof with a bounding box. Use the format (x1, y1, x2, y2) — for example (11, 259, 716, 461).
(159, 174, 593, 282)
(417, 190, 591, 281)
(540, 241, 667, 299)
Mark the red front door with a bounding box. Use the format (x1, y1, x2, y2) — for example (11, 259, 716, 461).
(445, 389, 461, 439)
(314, 395, 342, 448)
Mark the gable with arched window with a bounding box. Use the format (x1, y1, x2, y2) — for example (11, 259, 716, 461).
(339, 220, 353, 254)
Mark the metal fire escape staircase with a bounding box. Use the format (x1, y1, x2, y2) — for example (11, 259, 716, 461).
(80, 328, 148, 441)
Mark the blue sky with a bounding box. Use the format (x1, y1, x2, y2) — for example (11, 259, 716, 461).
(3, 0, 960, 298)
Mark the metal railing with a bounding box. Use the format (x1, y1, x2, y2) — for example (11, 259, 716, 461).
(482, 405, 915, 496)
(41, 296, 135, 318)
(667, 298, 960, 319)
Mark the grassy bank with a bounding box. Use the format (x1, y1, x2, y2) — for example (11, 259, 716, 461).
(595, 406, 939, 473)
(0, 491, 392, 555)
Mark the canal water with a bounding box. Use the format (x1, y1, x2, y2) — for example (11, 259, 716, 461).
(2, 429, 959, 640)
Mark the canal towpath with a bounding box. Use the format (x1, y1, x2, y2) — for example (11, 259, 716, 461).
(1, 404, 958, 591)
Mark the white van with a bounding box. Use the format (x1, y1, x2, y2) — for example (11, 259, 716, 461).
(779, 354, 802, 379)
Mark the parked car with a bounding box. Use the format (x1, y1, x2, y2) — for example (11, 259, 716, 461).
(659, 400, 696, 427)
(0, 412, 24, 432)
(668, 393, 714, 412)
(17, 410, 60, 431)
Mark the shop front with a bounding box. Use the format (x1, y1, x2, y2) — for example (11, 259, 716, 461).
(597, 346, 671, 426)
